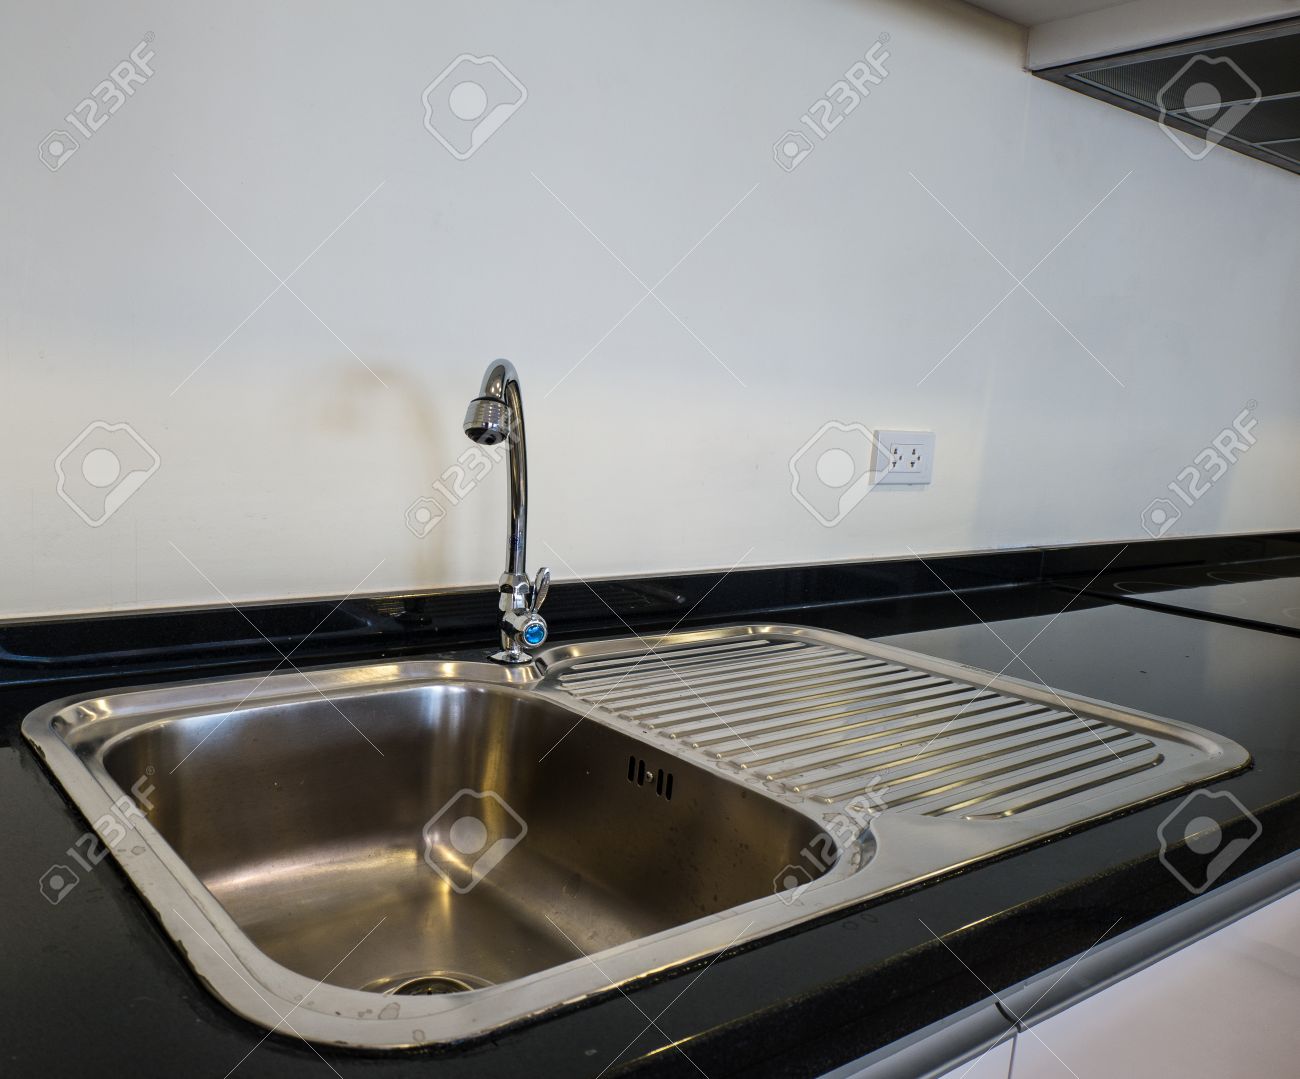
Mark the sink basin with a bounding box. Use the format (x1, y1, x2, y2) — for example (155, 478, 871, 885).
(24, 625, 1249, 1048)
(99, 680, 821, 996)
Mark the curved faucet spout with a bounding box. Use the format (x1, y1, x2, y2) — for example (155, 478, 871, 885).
(463, 359, 549, 663)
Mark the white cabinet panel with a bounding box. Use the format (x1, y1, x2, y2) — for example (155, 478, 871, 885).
(1012, 889, 1300, 1079)
(935, 1036, 1014, 1079)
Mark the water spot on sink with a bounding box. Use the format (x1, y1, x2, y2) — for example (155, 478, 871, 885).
(378, 1002, 400, 1020)
(562, 872, 582, 898)
(412, 1029, 425, 1041)
(130, 845, 145, 856)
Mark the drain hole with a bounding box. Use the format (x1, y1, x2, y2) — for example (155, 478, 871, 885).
(362, 970, 493, 996)
(393, 975, 475, 996)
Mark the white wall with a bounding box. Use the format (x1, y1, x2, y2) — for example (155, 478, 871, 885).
(2, 0, 1297, 618)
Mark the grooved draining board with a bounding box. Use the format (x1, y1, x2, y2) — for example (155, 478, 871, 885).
(538, 626, 1248, 825)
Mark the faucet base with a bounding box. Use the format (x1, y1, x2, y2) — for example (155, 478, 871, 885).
(490, 648, 535, 666)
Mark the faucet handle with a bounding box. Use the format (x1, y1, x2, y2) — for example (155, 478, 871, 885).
(531, 566, 551, 611)
(500, 568, 549, 657)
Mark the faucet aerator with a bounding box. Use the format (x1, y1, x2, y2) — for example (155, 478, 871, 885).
(463, 397, 509, 445)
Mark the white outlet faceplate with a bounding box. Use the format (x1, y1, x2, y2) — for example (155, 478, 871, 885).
(872, 430, 935, 485)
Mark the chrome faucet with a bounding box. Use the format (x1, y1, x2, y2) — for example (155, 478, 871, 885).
(463, 359, 551, 664)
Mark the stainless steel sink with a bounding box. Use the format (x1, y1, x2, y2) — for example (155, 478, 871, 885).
(23, 625, 1250, 1049)
(99, 679, 820, 997)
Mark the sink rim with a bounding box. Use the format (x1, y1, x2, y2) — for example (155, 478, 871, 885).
(22, 624, 1251, 1050)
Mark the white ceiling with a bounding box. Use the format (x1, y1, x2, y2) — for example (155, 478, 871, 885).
(970, 0, 1300, 68)
(963, 0, 1128, 26)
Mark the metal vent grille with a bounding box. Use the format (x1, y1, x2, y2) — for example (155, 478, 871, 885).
(548, 636, 1165, 819)
(1270, 138, 1300, 163)
(1042, 16, 1300, 176)
(1074, 34, 1300, 107)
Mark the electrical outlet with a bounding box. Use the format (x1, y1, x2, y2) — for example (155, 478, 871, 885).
(872, 430, 935, 485)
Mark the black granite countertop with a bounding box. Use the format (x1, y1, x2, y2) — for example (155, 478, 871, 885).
(3, 535, 1299, 1078)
